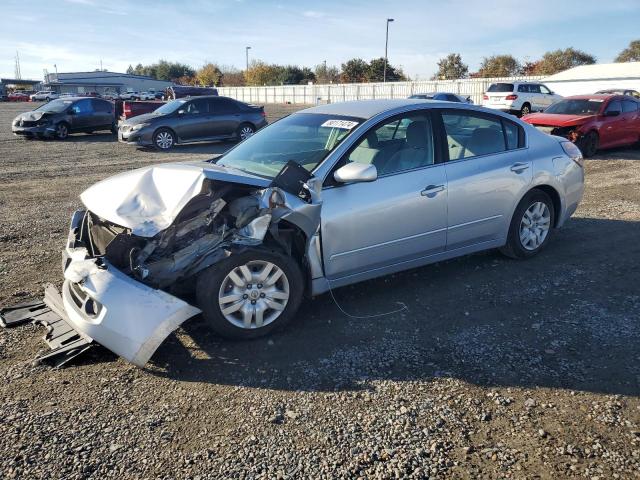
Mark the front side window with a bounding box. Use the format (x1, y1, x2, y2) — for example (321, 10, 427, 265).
(441, 111, 520, 160)
(185, 99, 208, 114)
(605, 100, 622, 114)
(71, 99, 93, 114)
(216, 113, 363, 179)
(343, 113, 434, 176)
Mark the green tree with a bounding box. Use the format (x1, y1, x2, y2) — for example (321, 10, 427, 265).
(133, 63, 144, 75)
(244, 60, 281, 86)
(196, 62, 223, 86)
(340, 58, 369, 83)
(435, 53, 468, 80)
(533, 48, 596, 75)
(615, 39, 640, 62)
(126, 64, 135, 75)
(154, 60, 195, 82)
(367, 57, 406, 82)
(314, 63, 341, 84)
(478, 55, 521, 77)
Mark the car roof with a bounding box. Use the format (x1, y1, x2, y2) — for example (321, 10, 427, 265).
(300, 99, 452, 119)
(562, 94, 630, 100)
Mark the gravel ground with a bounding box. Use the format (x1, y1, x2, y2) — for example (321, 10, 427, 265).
(0, 101, 639, 479)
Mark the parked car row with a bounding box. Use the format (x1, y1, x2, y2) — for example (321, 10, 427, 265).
(11, 95, 267, 149)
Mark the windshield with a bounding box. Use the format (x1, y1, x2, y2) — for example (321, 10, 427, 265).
(153, 99, 187, 115)
(215, 113, 363, 178)
(36, 99, 74, 113)
(544, 99, 604, 115)
(487, 83, 514, 93)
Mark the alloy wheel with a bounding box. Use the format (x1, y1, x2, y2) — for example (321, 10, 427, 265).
(521, 104, 530, 116)
(239, 126, 255, 140)
(56, 123, 68, 139)
(155, 131, 174, 149)
(519, 201, 551, 251)
(218, 260, 290, 329)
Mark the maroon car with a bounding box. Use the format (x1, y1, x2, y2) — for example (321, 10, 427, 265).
(8, 91, 31, 102)
(522, 94, 640, 157)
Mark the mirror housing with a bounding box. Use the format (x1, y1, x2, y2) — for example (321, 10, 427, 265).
(604, 110, 620, 117)
(177, 109, 185, 115)
(67, 109, 76, 115)
(334, 162, 377, 184)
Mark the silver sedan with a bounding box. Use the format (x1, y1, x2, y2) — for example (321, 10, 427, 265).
(43, 99, 584, 366)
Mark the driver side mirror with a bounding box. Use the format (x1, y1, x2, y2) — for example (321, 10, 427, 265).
(334, 163, 377, 184)
(67, 108, 76, 115)
(177, 109, 185, 115)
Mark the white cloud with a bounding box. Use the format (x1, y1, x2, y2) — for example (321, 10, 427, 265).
(303, 10, 325, 18)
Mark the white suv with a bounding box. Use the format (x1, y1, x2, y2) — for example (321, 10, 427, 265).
(482, 82, 562, 116)
(30, 91, 59, 101)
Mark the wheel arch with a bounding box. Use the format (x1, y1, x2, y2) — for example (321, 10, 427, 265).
(524, 184, 562, 227)
(153, 125, 179, 143)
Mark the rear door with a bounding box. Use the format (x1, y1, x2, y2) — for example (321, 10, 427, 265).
(207, 97, 242, 137)
(91, 99, 114, 129)
(622, 99, 640, 144)
(437, 109, 531, 250)
(173, 98, 210, 141)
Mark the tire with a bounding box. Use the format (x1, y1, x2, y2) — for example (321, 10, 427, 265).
(55, 122, 69, 140)
(500, 189, 555, 259)
(577, 131, 598, 158)
(520, 103, 531, 116)
(196, 249, 304, 339)
(111, 123, 118, 135)
(237, 123, 256, 141)
(153, 128, 176, 150)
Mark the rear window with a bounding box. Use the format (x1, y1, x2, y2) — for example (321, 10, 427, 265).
(487, 83, 514, 93)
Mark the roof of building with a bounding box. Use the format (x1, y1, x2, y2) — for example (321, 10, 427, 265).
(543, 62, 640, 82)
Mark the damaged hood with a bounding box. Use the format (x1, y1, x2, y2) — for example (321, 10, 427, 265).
(80, 161, 270, 237)
(523, 113, 597, 127)
(16, 111, 49, 121)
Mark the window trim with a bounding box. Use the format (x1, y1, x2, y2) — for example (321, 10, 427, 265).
(435, 108, 527, 164)
(323, 109, 442, 188)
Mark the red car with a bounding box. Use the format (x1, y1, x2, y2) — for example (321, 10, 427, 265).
(522, 94, 640, 157)
(7, 91, 31, 102)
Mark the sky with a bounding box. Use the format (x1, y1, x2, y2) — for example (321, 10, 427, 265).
(1, 0, 639, 81)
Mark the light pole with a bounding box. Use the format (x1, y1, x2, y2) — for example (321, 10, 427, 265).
(245, 46, 251, 72)
(383, 18, 394, 83)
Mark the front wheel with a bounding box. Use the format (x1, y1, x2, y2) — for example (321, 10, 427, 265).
(500, 190, 555, 259)
(196, 249, 304, 339)
(55, 122, 69, 140)
(153, 128, 176, 150)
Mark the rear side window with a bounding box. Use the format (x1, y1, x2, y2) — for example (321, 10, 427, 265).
(92, 99, 112, 113)
(528, 84, 541, 94)
(622, 100, 638, 113)
(488, 83, 514, 93)
(517, 84, 529, 93)
(212, 97, 240, 114)
(445, 94, 459, 102)
(440, 111, 523, 160)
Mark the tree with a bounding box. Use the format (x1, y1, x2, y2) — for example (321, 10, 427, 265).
(340, 58, 369, 83)
(133, 63, 144, 75)
(244, 60, 281, 86)
(615, 39, 640, 62)
(219, 65, 245, 86)
(314, 63, 341, 84)
(196, 62, 223, 86)
(126, 64, 135, 75)
(367, 57, 406, 82)
(478, 55, 521, 77)
(520, 60, 541, 76)
(435, 53, 468, 80)
(154, 60, 195, 82)
(533, 48, 596, 75)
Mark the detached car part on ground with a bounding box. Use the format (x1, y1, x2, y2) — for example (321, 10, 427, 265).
(1, 100, 585, 368)
(522, 94, 640, 157)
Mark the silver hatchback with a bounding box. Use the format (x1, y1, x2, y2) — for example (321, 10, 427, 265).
(43, 99, 584, 366)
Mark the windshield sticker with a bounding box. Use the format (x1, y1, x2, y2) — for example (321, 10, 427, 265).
(321, 119, 359, 129)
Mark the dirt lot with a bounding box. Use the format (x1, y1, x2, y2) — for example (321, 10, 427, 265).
(0, 101, 639, 479)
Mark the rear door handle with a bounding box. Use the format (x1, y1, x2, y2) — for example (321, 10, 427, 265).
(510, 162, 529, 173)
(421, 184, 446, 196)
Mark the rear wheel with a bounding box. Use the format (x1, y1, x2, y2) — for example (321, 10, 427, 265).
(237, 123, 256, 141)
(578, 131, 598, 158)
(520, 103, 531, 116)
(196, 249, 304, 339)
(55, 122, 69, 140)
(153, 128, 176, 150)
(500, 190, 555, 259)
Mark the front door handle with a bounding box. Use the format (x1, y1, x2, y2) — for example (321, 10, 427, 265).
(421, 184, 446, 196)
(510, 162, 529, 173)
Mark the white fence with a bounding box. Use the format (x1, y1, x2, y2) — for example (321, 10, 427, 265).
(218, 76, 545, 106)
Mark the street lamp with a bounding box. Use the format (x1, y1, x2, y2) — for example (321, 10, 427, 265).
(245, 46, 252, 72)
(383, 18, 394, 83)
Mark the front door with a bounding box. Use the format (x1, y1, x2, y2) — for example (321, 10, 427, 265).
(321, 111, 448, 279)
(600, 99, 625, 148)
(173, 98, 210, 141)
(438, 109, 532, 250)
(68, 98, 96, 131)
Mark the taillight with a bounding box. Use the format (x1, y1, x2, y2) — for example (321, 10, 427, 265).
(261, 109, 266, 118)
(505, 94, 518, 100)
(561, 141, 584, 167)
(483, 94, 488, 100)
